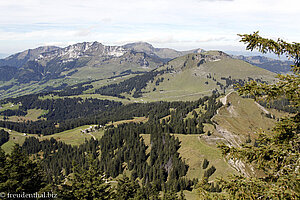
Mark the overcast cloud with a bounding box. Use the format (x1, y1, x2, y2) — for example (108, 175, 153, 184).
(0, 0, 299, 54)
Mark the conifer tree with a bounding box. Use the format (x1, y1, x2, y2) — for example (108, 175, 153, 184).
(115, 175, 140, 200)
(163, 189, 179, 200)
(0, 144, 46, 193)
(60, 156, 114, 200)
(212, 32, 300, 199)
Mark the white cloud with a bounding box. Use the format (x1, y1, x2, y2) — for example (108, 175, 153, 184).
(0, 0, 299, 53)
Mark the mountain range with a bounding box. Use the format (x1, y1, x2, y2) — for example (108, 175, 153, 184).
(0, 41, 294, 199)
(0, 41, 290, 100)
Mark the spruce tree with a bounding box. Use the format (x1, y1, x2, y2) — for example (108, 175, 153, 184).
(212, 32, 300, 199)
(115, 175, 140, 200)
(60, 156, 114, 200)
(0, 144, 46, 193)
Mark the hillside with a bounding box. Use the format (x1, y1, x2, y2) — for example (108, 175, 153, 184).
(44, 50, 275, 103)
(138, 51, 276, 101)
(0, 42, 282, 102)
(0, 90, 286, 199)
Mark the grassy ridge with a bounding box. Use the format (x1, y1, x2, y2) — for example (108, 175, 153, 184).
(213, 92, 279, 140)
(139, 55, 275, 102)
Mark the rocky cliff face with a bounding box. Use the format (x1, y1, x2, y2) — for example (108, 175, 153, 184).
(38, 42, 127, 62)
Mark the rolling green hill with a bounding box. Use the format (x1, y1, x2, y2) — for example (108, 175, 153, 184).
(136, 51, 276, 102)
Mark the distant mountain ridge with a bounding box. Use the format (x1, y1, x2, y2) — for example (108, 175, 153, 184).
(123, 42, 205, 60)
(0, 42, 281, 100)
(0, 46, 59, 68)
(232, 55, 293, 74)
(0, 42, 165, 84)
(0, 42, 207, 86)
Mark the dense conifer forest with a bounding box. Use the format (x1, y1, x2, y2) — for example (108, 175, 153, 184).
(0, 92, 222, 198)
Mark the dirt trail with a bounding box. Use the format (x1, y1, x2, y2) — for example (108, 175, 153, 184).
(87, 132, 96, 140)
(254, 101, 270, 114)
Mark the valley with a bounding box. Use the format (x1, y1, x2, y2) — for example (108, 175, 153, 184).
(0, 39, 298, 199)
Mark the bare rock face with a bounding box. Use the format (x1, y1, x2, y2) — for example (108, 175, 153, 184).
(38, 42, 127, 62)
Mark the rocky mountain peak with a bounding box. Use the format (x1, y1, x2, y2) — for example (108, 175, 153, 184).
(38, 42, 127, 61)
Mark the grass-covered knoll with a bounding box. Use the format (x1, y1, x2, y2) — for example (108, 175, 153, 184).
(0, 125, 105, 153)
(173, 134, 237, 180)
(0, 102, 20, 111)
(0, 109, 48, 122)
(1, 129, 36, 153)
(139, 52, 276, 102)
(1, 116, 149, 153)
(141, 133, 237, 200)
(106, 116, 148, 127)
(40, 125, 105, 146)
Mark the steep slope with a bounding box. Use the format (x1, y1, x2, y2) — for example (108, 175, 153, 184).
(199, 92, 284, 176)
(204, 92, 277, 146)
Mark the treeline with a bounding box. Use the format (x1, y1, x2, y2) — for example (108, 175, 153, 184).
(99, 122, 194, 191)
(2, 94, 122, 121)
(0, 129, 9, 146)
(22, 137, 100, 183)
(205, 75, 267, 94)
(14, 94, 223, 193)
(0, 108, 27, 117)
(258, 97, 300, 114)
(1, 145, 188, 199)
(94, 69, 169, 98)
(0, 93, 221, 136)
(21, 125, 194, 193)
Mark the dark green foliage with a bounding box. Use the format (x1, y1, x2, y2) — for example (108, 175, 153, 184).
(163, 189, 178, 200)
(0, 109, 27, 117)
(0, 92, 221, 137)
(55, 81, 94, 96)
(202, 158, 209, 169)
(59, 156, 114, 200)
(17, 94, 223, 193)
(0, 129, 9, 146)
(95, 69, 171, 98)
(204, 166, 216, 178)
(12, 93, 223, 194)
(0, 66, 17, 81)
(22, 137, 100, 183)
(207, 131, 212, 136)
(214, 32, 300, 199)
(179, 190, 186, 200)
(115, 176, 140, 200)
(0, 144, 46, 193)
(258, 97, 300, 114)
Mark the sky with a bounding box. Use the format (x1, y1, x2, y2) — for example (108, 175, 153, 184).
(0, 0, 299, 56)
